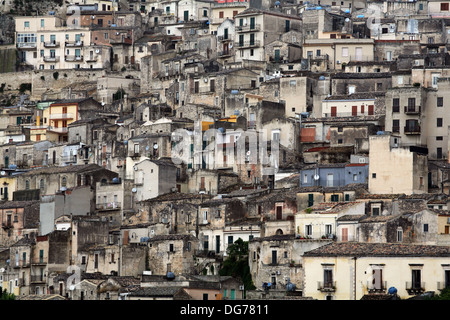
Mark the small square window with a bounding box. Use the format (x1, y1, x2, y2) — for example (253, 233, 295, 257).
(372, 173, 376, 178)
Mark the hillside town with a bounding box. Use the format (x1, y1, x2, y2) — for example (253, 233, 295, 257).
(0, 0, 449, 302)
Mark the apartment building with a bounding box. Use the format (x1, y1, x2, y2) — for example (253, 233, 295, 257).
(303, 38, 375, 71)
(234, 8, 302, 62)
(15, 15, 112, 70)
(209, 1, 249, 34)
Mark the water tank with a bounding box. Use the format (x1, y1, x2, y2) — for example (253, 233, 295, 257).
(388, 287, 397, 294)
(319, 75, 325, 80)
(166, 272, 175, 280)
(112, 177, 120, 184)
(275, 1, 280, 5)
(8, 164, 17, 170)
(231, 90, 239, 95)
(357, 15, 364, 18)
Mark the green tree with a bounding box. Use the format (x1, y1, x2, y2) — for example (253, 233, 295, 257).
(1, 289, 15, 300)
(219, 238, 256, 292)
(428, 287, 450, 300)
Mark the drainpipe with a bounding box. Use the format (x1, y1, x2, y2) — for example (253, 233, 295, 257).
(353, 256, 357, 300)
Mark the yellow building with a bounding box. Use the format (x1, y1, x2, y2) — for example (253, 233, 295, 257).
(42, 101, 79, 143)
(303, 242, 450, 300)
(0, 174, 17, 201)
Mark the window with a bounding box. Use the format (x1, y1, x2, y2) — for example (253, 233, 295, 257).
(423, 224, 429, 232)
(323, 269, 333, 288)
(305, 225, 312, 236)
(437, 136, 443, 141)
(24, 21, 30, 28)
(372, 173, 376, 178)
(330, 194, 339, 202)
(271, 250, 277, 264)
(61, 177, 67, 188)
(25, 180, 30, 190)
(219, 11, 224, 18)
(39, 179, 45, 191)
(437, 118, 443, 127)
(392, 119, 400, 132)
(342, 47, 349, 57)
(441, 2, 449, 11)
(397, 227, 403, 242)
(437, 97, 443, 107)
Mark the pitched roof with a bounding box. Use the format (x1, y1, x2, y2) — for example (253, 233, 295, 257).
(303, 242, 450, 257)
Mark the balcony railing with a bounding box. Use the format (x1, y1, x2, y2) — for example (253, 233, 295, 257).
(44, 41, 60, 48)
(17, 42, 37, 49)
(65, 55, 83, 62)
(404, 105, 421, 115)
(218, 50, 233, 57)
(236, 40, 260, 48)
(49, 113, 74, 120)
(61, 156, 77, 163)
(367, 281, 387, 293)
(437, 282, 450, 290)
(110, 37, 132, 45)
(86, 56, 98, 62)
(47, 126, 68, 134)
(322, 112, 375, 117)
(96, 202, 121, 210)
(65, 41, 84, 47)
(43, 56, 60, 62)
(218, 35, 231, 42)
(30, 275, 46, 283)
(404, 126, 421, 134)
(406, 281, 425, 294)
(317, 281, 336, 292)
(236, 24, 261, 32)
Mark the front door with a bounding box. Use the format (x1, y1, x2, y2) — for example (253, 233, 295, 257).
(331, 106, 337, 117)
(276, 206, 282, 220)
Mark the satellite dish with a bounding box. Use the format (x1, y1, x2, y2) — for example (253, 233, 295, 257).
(0, 268, 5, 273)
(132, 188, 137, 193)
(145, 146, 149, 151)
(153, 144, 158, 149)
(246, 151, 251, 156)
(95, 49, 100, 54)
(0, 171, 5, 176)
(314, 175, 320, 180)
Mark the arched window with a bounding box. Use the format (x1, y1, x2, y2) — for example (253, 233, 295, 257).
(39, 179, 45, 191)
(61, 176, 67, 188)
(25, 180, 30, 190)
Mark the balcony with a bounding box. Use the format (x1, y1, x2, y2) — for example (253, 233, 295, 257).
(17, 42, 37, 50)
(406, 281, 425, 294)
(218, 50, 233, 57)
(236, 40, 260, 49)
(367, 281, 387, 294)
(96, 202, 121, 210)
(218, 35, 232, 42)
(30, 275, 46, 283)
(2, 222, 12, 229)
(43, 56, 60, 62)
(44, 41, 60, 48)
(317, 281, 336, 292)
(61, 155, 77, 163)
(404, 105, 421, 115)
(404, 125, 421, 134)
(49, 113, 74, 120)
(236, 24, 261, 32)
(437, 282, 450, 290)
(110, 37, 132, 45)
(248, 120, 256, 129)
(47, 126, 68, 134)
(86, 56, 98, 63)
(65, 55, 83, 62)
(65, 41, 84, 47)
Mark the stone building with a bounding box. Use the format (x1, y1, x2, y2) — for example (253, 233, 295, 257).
(146, 234, 200, 276)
